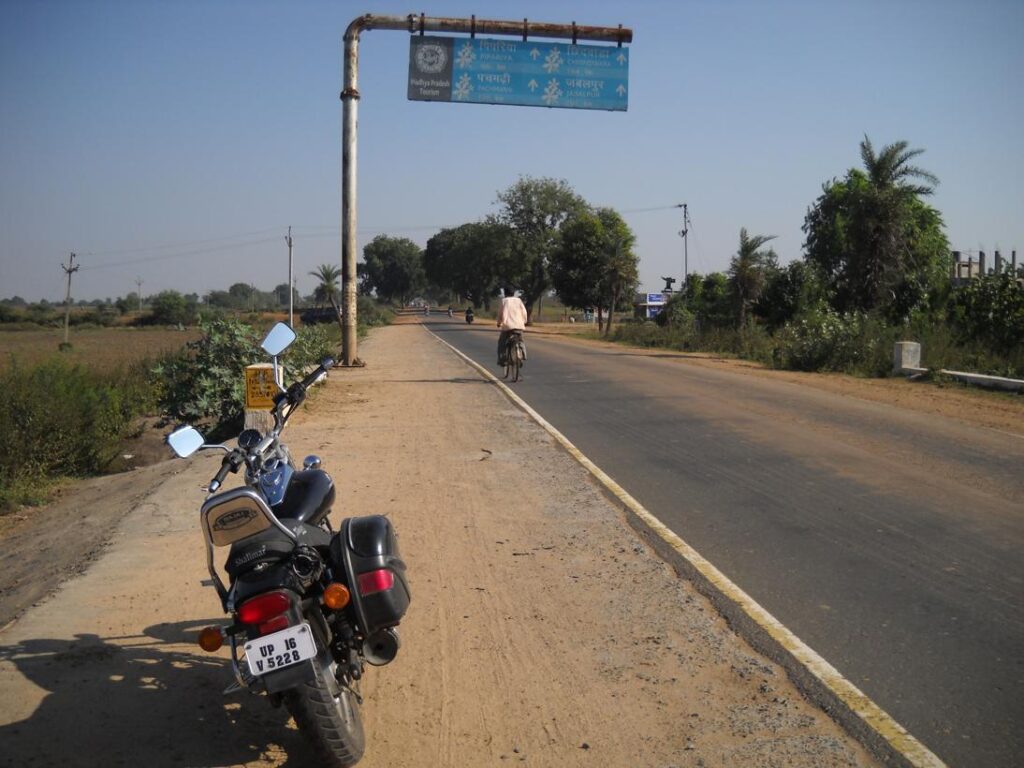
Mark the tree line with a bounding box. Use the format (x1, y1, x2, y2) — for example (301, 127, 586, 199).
(351, 176, 641, 335)
(646, 136, 1022, 376)
(1, 281, 312, 327)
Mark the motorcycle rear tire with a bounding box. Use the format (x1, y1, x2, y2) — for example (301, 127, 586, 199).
(284, 662, 365, 767)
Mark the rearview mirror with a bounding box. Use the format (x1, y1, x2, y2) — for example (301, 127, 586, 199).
(261, 322, 296, 357)
(167, 425, 205, 458)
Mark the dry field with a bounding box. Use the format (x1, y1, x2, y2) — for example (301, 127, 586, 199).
(0, 327, 201, 372)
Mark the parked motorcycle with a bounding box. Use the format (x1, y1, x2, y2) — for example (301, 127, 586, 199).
(166, 322, 410, 767)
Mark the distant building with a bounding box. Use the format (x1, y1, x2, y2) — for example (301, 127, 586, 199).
(952, 250, 1019, 284)
(634, 292, 667, 320)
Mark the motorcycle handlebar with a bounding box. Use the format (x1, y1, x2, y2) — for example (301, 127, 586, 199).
(208, 449, 242, 493)
(301, 358, 334, 389)
(274, 358, 333, 411)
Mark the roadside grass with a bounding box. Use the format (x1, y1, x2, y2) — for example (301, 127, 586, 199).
(0, 307, 393, 515)
(0, 356, 157, 514)
(607, 318, 1024, 380)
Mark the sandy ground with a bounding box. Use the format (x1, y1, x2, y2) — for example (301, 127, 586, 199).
(0, 322, 884, 767)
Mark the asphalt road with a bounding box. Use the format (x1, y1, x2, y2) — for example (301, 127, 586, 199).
(426, 317, 1024, 768)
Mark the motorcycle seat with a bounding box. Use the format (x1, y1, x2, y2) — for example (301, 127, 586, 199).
(224, 518, 332, 578)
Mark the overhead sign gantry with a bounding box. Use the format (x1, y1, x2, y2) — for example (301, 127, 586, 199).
(341, 13, 633, 365)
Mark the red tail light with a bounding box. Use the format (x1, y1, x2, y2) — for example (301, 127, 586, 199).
(358, 569, 394, 595)
(257, 616, 289, 635)
(238, 590, 292, 625)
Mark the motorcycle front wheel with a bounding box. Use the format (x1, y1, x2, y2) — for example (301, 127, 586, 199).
(284, 661, 365, 767)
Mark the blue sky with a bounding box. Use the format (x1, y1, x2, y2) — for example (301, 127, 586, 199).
(1, 0, 1021, 302)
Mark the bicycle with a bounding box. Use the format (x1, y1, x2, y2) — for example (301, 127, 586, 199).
(502, 330, 525, 383)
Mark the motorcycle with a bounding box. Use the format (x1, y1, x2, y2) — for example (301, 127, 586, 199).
(465, 308, 475, 324)
(166, 322, 410, 768)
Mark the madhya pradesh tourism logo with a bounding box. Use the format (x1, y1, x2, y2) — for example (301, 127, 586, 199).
(415, 42, 448, 74)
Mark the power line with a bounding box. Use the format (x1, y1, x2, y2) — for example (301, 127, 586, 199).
(67, 201, 690, 271)
(78, 236, 281, 270)
(81, 226, 285, 258)
(616, 203, 687, 214)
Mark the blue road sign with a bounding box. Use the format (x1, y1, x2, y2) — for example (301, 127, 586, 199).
(409, 36, 629, 111)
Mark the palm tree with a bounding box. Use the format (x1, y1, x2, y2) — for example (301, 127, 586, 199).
(309, 263, 343, 322)
(855, 136, 940, 312)
(859, 135, 939, 197)
(728, 228, 777, 328)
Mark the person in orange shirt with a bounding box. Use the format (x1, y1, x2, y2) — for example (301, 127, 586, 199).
(496, 287, 528, 366)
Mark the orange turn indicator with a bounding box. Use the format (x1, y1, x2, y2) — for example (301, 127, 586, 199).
(323, 583, 351, 610)
(198, 626, 224, 652)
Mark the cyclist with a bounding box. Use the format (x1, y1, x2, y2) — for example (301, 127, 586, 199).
(496, 286, 528, 367)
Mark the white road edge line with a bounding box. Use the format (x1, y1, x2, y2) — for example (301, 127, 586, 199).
(425, 324, 946, 768)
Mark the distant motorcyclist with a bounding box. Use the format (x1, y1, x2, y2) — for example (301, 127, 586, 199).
(496, 287, 528, 366)
(465, 308, 475, 324)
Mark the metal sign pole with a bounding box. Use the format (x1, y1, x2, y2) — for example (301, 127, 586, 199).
(340, 14, 633, 366)
(341, 21, 363, 366)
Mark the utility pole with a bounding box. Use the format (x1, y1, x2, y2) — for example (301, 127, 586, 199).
(61, 252, 80, 347)
(676, 203, 690, 288)
(135, 277, 144, 312)
(286, 226, 294, 327)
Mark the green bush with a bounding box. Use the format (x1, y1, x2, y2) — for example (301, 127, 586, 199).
(152, 319, 343, 433)
(774, 310, 891, 375)
(284, 324, 336, 371)
(152, 319, 261, 429)
(0, 357, 154, 510)
(358, 296, 393, 328)
(612, 321, 675, 348)
(69, 306, 119, 327)
(146, 290, 197, 326)
(948, 273, 1024, 360)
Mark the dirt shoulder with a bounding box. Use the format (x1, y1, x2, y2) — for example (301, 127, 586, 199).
(528, 322, 1024, 436)
(0, 323, 877, 767)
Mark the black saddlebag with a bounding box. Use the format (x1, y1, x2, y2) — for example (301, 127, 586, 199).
(330, 516, 410, 636)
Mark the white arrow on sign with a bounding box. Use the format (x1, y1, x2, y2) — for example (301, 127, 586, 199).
(530, 48, 541, 60)
(528, 79, 539, 92)
(617, 52, 626, 65)
(616, 84, 626, 97)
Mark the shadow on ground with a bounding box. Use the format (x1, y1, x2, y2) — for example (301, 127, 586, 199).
(0, 620, 318, 768)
